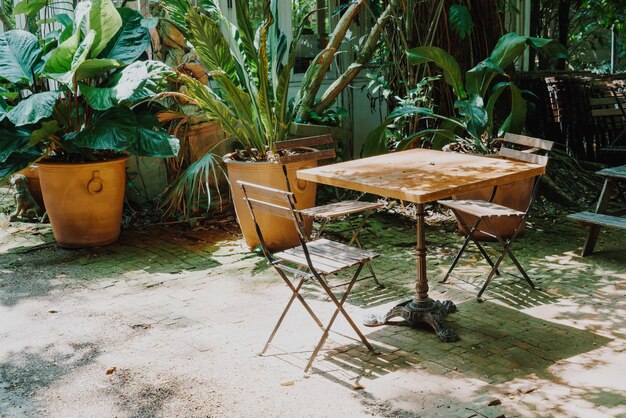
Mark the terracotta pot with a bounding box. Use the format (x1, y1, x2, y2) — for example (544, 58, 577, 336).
(224, 154, 317, 251)
(17, 165, 45, 212)
(454, 176, 534, 241)
(38, 157, 128, 248)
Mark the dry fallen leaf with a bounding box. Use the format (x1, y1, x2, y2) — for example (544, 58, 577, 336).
(105, 367, 116, 375)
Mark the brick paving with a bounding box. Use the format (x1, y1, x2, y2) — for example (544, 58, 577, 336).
(1, 193, 625, 417)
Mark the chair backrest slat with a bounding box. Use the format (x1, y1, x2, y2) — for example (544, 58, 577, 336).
(499, 146, 549, 166)
(503, 133, 554, 151)
(245, 198, 295, 220)
(277, 149, 336, 165)
(273, 134, 333, 151)
(591, 108, 624, 117)
(237, 181, 293, 204)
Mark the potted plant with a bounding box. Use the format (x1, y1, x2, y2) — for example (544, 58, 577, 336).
(364, 33, 568, 239)
(0, 0, 179, 247)
(177, 1, 325, 251)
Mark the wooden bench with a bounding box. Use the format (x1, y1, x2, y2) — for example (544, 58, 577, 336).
(568, 164, 626, 256)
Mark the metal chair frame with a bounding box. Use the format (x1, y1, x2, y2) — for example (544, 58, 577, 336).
(238, 180, 379, 372)
(439, 133, 554, 302)
(275, 135, 383, 288)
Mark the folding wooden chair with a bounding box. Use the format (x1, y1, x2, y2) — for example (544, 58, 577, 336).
(238, 180, 379, 372)
(274, 135, 384, 288)
(438, 133, 554, 302)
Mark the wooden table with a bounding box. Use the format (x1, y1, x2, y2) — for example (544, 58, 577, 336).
(297, 149, 546, 341)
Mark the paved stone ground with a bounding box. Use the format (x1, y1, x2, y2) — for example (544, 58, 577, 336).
(1, 188, 625, 417)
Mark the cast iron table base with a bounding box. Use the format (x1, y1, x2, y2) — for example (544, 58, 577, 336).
(363, 298, 459, 342)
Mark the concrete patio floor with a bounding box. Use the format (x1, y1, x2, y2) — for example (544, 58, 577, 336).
(1, 195, 625, 417)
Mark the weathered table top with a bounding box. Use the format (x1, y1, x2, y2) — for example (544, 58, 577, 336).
(297, 149, 546, 204)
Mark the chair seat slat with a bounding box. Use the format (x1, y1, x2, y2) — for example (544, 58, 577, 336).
(312, 239, 379, 260)
(299, 201, 383, 219)
(275, 249, 350, 274)
(439, 199, 525, 218)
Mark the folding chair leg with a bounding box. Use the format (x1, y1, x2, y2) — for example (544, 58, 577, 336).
(476, 251, 507, 302)
(505, 246, 541, 290)
(260, 273, 324, 356)
(473, 240, 500, 276)
(440, 218, 481, 283)
(339, 213, 383, 289)
(305, 264, 376, 372)
(316, 218, 330, 240)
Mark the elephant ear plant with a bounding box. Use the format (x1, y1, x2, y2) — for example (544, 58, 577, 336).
(0, 0, 179, 181)
(364, 33, 569, 156)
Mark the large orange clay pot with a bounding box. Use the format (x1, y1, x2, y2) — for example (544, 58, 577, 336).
(224, 153, 317, 251)
(454, 176, 534, 241)
(38, 157, 128, 247)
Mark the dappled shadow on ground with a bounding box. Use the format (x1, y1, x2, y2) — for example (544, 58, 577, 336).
(0, 226, 231, 307)
(0, 343, 99, 416)
(314, 301, 611, 385)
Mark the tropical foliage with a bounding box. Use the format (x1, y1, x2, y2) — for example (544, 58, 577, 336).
(0, 0, 179, 180)
(293, 0, 402, 125)
(364, 33, 569, 156)
(180, 0, 313, 160)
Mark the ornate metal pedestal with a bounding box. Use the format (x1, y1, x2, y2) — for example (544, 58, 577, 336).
(363, 204, 459, 342)
(364, 298, 458, 342)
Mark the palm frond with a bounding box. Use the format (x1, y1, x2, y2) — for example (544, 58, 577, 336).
(160, 150, 225, 219)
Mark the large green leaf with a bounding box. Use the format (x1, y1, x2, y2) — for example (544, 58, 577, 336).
(47, 30, 95, 85)
(79, 61, 147, 110)
(0, 30, 43, 85)
(456, 95, 488, 141)
(6, 91, 59, 127)
(362, 122, 389, 157)
(497, 83, 527, 136)
(0, 124, 41, 180)
(89, 0, 122, 58)
(129, 111, 180, 157)
(99, 8, 150, 64)
(72, 106, 136, 151)
(407, 46, 465, 99)
(490, 32, 569, 70)
(0, 96, 8, 122)
(528, 37, 569, 61)
(234, 0, 260, 69)
(29, 120, 60, 146)
(448, 4, 474, 39)
(0, 124, 33, 162)
(79, 61, 171, 111)
(13, 0, 47, 16)
(74, 58, 123, 81)
(465, 58, 504, 97)
(44, 27, 81, 75)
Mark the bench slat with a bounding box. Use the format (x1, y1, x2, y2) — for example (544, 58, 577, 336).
(567, 211, 626, 230)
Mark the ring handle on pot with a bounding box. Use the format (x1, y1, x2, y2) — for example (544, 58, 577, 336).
(87, 170, 104, 194)
(295, 178, 309, 193)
